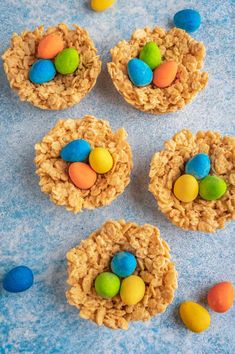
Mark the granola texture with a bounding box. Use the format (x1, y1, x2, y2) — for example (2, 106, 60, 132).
(149, 130, 235, 233)
(107, 27, 208, 114)
(35, 116, 133, 213)
(2, 23, 101, 110)
(66, 220, 178, 330)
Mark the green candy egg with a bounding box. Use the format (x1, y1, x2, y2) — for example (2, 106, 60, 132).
(95, 272, 120, 298)
(139, 41, 161, 70)
(199, 176, 227, 201)
(55, 48, 80, 75)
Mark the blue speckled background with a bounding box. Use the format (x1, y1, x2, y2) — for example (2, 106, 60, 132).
(0, 1, 234, 353)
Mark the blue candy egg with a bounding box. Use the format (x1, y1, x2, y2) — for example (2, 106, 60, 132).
(185, 153, 211, 179)
(111, 251, 137, 277)
(60, 139, 91, 162)
(3, 266, 34, 293)
(29, 59, 56, 84)
(174, 9, 201, 33)
(127, 58, 153, 87)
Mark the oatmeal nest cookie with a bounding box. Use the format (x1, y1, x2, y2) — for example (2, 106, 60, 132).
(34, 115, 133, 213)
(2, 23, 101, 110)
(107, 27, 208, 114)
(149, 130, 235, 233)
(66, 220, 178, 330)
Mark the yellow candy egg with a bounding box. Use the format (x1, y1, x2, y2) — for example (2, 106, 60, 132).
(179, 301, 211, 333)
(173, 174, 199, 202)
(91, 0, 115, 12)
(89, 147, 113, 174)
(120, 275, 145, 305)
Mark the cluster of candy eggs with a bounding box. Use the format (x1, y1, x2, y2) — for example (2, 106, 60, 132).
(179, 282, 234, 333)
(29, 33, 80, 84)
(127, 41, 178, 88)
(94, 251, 146, 305)
(60, 139, 113, 189)
(173, 153, 227, 203)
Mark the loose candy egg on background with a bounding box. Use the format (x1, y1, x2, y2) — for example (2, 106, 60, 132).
(185, 153, 211, 179)
(139, 41, 162, 70)
(69, 162, 97, 189)
(179, 301, 210, 333)
(55, 48, 80, 75)
(95, 272, 120, 298)
(174, 9, 201, 33)
(89, 147, 113, 174)
(199, 175, 227, 200)
(153, 61, 178, 88)
(127, 58, 153, 87)
(91, 0, 115, 12)
(174, 174, 199, 202)
(120, 275, 145, 305)
(29, 59, 56, 84)
(3, 266, 34, 293)
(37, 33, 64, 59)
(207, 282, 234, 313)
(60, 139, 91, 162)
(111, 251, 137, 277)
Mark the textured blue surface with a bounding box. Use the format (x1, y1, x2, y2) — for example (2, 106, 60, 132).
(0, 1, 234, 353)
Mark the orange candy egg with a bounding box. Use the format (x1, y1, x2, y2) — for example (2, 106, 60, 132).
(37, 34, 64, 59)
(153, 61, 178, 88)
(69, 162, 97, 190)
(207, 282, 234, 313)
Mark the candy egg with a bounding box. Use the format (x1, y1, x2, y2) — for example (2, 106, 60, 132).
(207, 282, 234, 313)
(111, 251, 137, 277)
(199, 175, 227, 200)
(127, 58, 153, 87)
(179, 301, 210, 333)
(120, 275, 145, 305)
(69, 162, 97, 189)
(60, 139, 91, 162)
(139, 41, 162, 70)
(174, 9, 201, 33)
(95, 272, 120, 298)
(153, 61, 178, 88)
(37, 34, 64, 59)
(29, 59, 56, 84)
(55, 48, 80, 75)
(89, 147, 113, 174)
(185, 153, 211, 179)
(174, 174, 199, 202)
(3, 266, 34, 293)
(91, 0, 115, 12)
